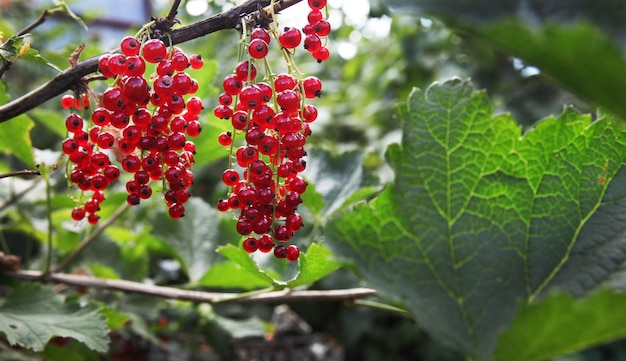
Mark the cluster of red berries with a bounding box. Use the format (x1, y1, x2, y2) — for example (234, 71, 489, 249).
(279, 0, 331, 62)
(62, 35, 204, 223)
(214, 10, 327, 261)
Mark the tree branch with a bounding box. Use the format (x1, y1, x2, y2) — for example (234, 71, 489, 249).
(0, 0, 303, 123)
(0, 169, 41, 179)
(5, 269, 378, 304)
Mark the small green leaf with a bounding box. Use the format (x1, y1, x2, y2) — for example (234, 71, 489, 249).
(217, 244, 277, 287)
(496, 289, 626, 361)
(0, 284, 109, 352)
(0, 114, 36, 167)
(98, 306, 130, 331)
(19, 47, 62, 72)
(287, 243, 343, 288)
(192, 116, 231, 165)
(197, 261, 275, 290)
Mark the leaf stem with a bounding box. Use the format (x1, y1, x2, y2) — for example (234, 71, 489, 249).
(351, 299, 410, 316)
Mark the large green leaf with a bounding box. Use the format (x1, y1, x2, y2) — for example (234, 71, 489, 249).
(0, 83, 35, 167)
(496, 289, 626, 361)
(387, 0, 626, 121)
(324, 79, 626, 359)
(0, 284, 109, 352)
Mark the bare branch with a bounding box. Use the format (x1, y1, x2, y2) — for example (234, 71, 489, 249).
(0, 0, 304, 123)
(6, 269, 378, 304)
(0, 169, 41, 179)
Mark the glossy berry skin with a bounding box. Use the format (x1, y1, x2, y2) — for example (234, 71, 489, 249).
(279, 27, 302, 49)
(248, 39, 269, 59)
(303, 76, 322, 98)
(121, 36, 141, 56)
(142, 39, 167, 63)
(285, 245, 300, 261)
(243, 237, 258, 253)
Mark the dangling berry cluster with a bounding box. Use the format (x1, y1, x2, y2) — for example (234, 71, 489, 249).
(214, 3, 329, 262)
(63, 35, 204, 223)
(278, 0, 331, 62)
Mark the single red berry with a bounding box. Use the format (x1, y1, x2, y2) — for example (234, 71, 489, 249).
(277, 90, 301, 113)
(87, 213, 100, 225)
(304, 34, 322, 53)
(314, 19, 331, 37)
(218, 132, 233, 146)
(142, 39, 167, 63)
(223, 74, 243, 95)
(222, 169, 240, 186)
(286, 212, 304, 232)
(243, 237, 258, 253)
(250, 28, 271, 44)
(313, 47, 330, 62)
(257, 234, 274, 253)
(308, 0, 327, 10)
(61, 95, 74, 109)
(279, 27, 302, 49)
(97, 55, 115, 78)
(107, 54, 127, 75)
(274, 245, 287, 258)
(189, 54, 204, 69)
(65, 114, 84, 133)
(127, 193, 141, 205)
(71, 207, 86, 221)
(308, 10, 323, 24)
(235, 60, 257, 81)
(120, 36, 141, 56)
(286, 245, 300, 261)
(274, 73, 297, 92)
(248, 38, 269, 59)
(187, 121, 202, 137)
(303, 76, 322, 98)
(169, 203, 185, 219)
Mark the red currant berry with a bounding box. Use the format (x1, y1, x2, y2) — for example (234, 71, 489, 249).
(303, 76, 322, 98)
(274, 245, 287, 258)
(243, 237, 258, 253)
(120, 36, 141, 56)
(314, 19, 331, 37)
(285, 245, 300, 261)
(65, 114, 84, 133)
(142, 39, 167, 63)
(304, 34, 322, 53)
(222, 169, 240, 186)
(279, 27, 302, 49)
(257, 234, 274, 253)
(235, 60, 257, 82)
(274, 73, 298, 92)
(169, 203, 185, 219)
(308, 0, 327, 10)
(248, 39, 269, 59)
(189, 54, 204, 69)
(223, 74, 243, 95)
(71, 207, 86, 221)
(250, 28, 271, 44)
(218, 132, 233, 146)
(308, 10, 323, 24)
(61, 95, 74, 109)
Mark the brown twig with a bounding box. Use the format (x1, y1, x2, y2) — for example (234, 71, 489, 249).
(0, 0, 304, 123)
(165, 0, 183, 25)
(0, 169, 41, 179)
(6, 269, 378, 304)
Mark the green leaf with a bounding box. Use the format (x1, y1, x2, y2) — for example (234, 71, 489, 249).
(98, 306, 130, 331)
(152, 197, 222, 283)
(192, 115, 231, 165)
(19, 46, 62, 72)
(324, 79, 626, 360)
(387, 0, 626, 121)
(217, 244, 277, 287)
(287, 243, 343, 288)
(197, 260, 275, 290)
(302, 148, 368, 217)
(496, 289, 626, 361)
(0, 284, 109, 352)
(0, 115, 36, 167)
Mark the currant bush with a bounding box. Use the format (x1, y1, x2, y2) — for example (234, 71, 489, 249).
(62, 35, 204, 223)
(214, 1, 331, 261)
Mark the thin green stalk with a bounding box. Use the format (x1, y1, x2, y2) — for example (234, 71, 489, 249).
(42, 172, 53, 274)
